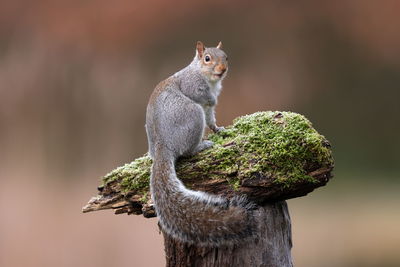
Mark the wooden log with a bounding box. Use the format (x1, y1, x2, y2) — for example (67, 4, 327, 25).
(82, 111, 334, 266)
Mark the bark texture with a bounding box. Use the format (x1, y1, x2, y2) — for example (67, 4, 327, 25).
(163, 202, 293, 267)
(82, 112, 334, 217)
(82, 111, 334, 267)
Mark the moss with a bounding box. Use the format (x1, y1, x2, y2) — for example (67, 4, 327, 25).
(102, 155, 152, 192)
(101, 111, 333, 193)
(139, 192, 150, 203)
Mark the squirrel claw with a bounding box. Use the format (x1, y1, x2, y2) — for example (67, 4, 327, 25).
(214, 126, 225, 133)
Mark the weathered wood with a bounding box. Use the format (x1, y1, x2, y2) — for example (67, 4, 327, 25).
(82, 111, 334, 267)
(82, 164, 332, 217)
(163, 201, 293, 267)
(82, 112, 334, 217)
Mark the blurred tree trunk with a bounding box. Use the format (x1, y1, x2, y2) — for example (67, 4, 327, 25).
(163, 201, 293, 267)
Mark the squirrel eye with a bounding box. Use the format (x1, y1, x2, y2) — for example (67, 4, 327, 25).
(204, 55, 211, 62)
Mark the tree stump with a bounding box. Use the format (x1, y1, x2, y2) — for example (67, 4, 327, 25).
(164, 202, 293, 267)
(82, 111, 334, 267)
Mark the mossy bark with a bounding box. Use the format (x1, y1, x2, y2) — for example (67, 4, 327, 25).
(82, 111, 333, 267)
(82, 111, 333, 217)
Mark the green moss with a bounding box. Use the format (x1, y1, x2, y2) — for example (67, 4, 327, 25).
(101, 111, 333, 193)
(102, 155, 152, 192)
(139, 192, 150, 203)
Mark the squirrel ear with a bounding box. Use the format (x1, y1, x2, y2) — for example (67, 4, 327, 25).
(196, 41, 205, 58)
(216, 41, 223, 49)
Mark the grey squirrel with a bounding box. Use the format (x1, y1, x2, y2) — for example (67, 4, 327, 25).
(145, 41, 256, 246)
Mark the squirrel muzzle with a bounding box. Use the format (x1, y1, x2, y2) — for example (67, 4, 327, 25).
(214, 64, 227, 78)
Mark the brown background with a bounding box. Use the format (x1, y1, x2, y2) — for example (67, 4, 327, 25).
(1, 1, 399, 266)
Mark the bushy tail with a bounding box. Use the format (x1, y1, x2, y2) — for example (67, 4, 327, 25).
(150, 152, 257, 247)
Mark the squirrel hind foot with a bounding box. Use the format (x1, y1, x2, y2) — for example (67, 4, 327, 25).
(189, 140, 214, 155)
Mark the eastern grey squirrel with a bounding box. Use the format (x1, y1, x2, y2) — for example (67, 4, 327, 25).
(145, 41, 256, 246)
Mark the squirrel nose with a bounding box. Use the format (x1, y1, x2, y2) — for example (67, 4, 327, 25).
(216, 64, 227, 74)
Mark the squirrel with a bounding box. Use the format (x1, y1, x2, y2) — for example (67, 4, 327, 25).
(145, 41, 256, 247)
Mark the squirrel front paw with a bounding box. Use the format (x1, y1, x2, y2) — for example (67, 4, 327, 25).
(212, 126, 225, 133)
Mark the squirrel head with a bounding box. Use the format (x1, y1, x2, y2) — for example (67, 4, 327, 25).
(195, 41, 228, 82)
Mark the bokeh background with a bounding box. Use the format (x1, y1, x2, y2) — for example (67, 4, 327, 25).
(1, 1, 399, 266)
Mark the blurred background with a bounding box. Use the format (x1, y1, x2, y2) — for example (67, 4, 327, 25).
(1, 0, 399, 266)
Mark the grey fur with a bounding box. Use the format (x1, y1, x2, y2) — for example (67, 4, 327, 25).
(146, 42, 256, 246)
